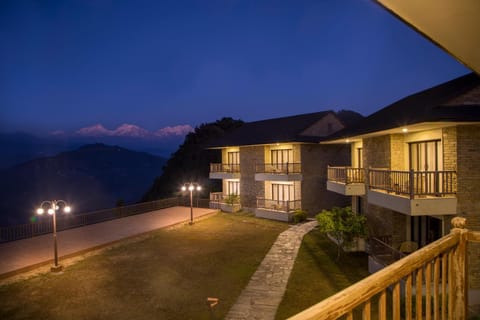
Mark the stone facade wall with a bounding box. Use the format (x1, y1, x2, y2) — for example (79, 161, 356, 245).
(362, 135, 407, 245)
(443, 126, 457, 204)
(363, 136, 391, 169)
(390, 134, 405, 170)
(443, 127, 457, 172)
(365, 203, 407, 247)
(239, 146, 264, 210)
(301, 143, 350, 216)
(456, 125, 480, 289)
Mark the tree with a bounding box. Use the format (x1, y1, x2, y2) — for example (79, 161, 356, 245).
(316, 206, 367, 260)
(142, 117, 244, 201)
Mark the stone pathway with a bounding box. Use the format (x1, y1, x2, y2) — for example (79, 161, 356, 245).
(225, 220, 318, 320)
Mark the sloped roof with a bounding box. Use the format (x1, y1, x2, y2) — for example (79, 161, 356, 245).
(208, 110, 363, 147)
(327, 72, 480, 140)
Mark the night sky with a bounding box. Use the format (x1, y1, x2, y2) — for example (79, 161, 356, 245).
(0, 0, 469, 136)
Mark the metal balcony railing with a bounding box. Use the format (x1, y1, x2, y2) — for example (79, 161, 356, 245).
(0, 197, 209, 243)
(255, 163, 301, 174)
(327, 166, 365, 184)
(209, 192, 240, 203)
(369, 168, 456, 199)
(209, 163, 240, 173)
(256, 198, 301, 212)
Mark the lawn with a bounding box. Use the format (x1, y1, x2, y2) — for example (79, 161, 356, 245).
(0, 212, 288, 320)
(276, 228, 371, 319)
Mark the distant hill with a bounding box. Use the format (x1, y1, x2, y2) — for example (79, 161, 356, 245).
(0, 132, 183, 169)
(0, 132, 72, 169)
(0, 143, 166, 226)
(142, 117, 244, 201)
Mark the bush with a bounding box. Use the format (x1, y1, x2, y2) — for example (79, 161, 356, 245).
(292, 209, 307, 224)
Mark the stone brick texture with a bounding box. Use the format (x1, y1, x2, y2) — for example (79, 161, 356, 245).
(302, 143, 350, 216)
(239, 146, 264, 209)
(455, 125, 480, 288)
(360, 125, 480, 289)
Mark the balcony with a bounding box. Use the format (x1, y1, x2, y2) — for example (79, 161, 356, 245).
(368, 169, 457, 216)
(289, 218, 475, 319)
(326, 166, 366, 196)
(254, 198, 301, 222)
(254, 163, 302, 181)
(209, 192, 241, 213)
(209, 163, 240, 180)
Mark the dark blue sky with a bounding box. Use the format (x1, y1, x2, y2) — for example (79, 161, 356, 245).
(0, 0, 469, 135)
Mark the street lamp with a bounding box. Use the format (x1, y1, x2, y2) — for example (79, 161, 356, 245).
(36, 200, 71, 272)
(181, 183, 201, 225)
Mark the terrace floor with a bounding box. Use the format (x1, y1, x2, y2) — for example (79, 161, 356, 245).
(0, 206, 217, 278)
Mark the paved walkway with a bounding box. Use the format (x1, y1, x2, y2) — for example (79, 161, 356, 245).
(226, 220, 318, 320)
(0, 206, 216, 278)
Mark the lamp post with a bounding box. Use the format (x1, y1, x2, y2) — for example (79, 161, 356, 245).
(36, 200, 71, 272)
(181, 183, 201, 225)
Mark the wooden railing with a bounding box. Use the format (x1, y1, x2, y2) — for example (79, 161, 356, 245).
(289, 218, 474, 320)
(369, 169, 456, 199)
(255, 162, 302, 174)
(209, 163, 240, 173)
(256, 198, 301, 212)
(327, 166, 365, 184)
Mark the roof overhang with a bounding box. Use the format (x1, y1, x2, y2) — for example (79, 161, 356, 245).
(207, 141, 312, 150)
(374, 0, 480, 74)
(321, 121, 480, 144)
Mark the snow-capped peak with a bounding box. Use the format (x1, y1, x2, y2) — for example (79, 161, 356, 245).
(114, 124, 149, 137)
(76, 124, 113, 136)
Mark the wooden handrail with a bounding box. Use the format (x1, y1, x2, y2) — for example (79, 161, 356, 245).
(288, 218, 471, 320)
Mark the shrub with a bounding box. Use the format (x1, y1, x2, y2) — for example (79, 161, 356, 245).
(316, 206, 367, 259)
(224, 194, 239, 205)
(292, 209, 307, 224)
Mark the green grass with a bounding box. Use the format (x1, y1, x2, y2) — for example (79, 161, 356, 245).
(0, 212, 288, 320)
(276, 228, 370, 319)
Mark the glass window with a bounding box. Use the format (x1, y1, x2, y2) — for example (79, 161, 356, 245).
(227, 180, 240, 195)
(227, 151, 239, 165)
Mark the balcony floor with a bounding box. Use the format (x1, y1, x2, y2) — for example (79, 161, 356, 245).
(326, 180, 365, 196)
(368, 189, 457, 216)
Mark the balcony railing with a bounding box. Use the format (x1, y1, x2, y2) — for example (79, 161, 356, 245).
(289, 218, 474, 319)
(209, 163, 240, 173)
(327, 166, 365, 184)
(255, 162, 301, 174)
(209, 192, 239, 203)
(369, 168, 456, 199)
(209, 192, 223, 202)
(256, 198, 301, 212)
(368, 237, 405, 266)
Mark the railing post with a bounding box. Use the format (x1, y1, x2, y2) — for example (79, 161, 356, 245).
(366, 167, 370, 190)
(450, 217, 468, 319)
(409, 169, 414, 199)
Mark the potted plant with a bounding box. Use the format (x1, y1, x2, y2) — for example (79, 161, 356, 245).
(221, 194, 241, 213)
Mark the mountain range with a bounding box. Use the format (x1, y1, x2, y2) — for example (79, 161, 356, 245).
(0, 127, 187, 169)
(74, 123, 193, 138)
(0, 143, 166, 226)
